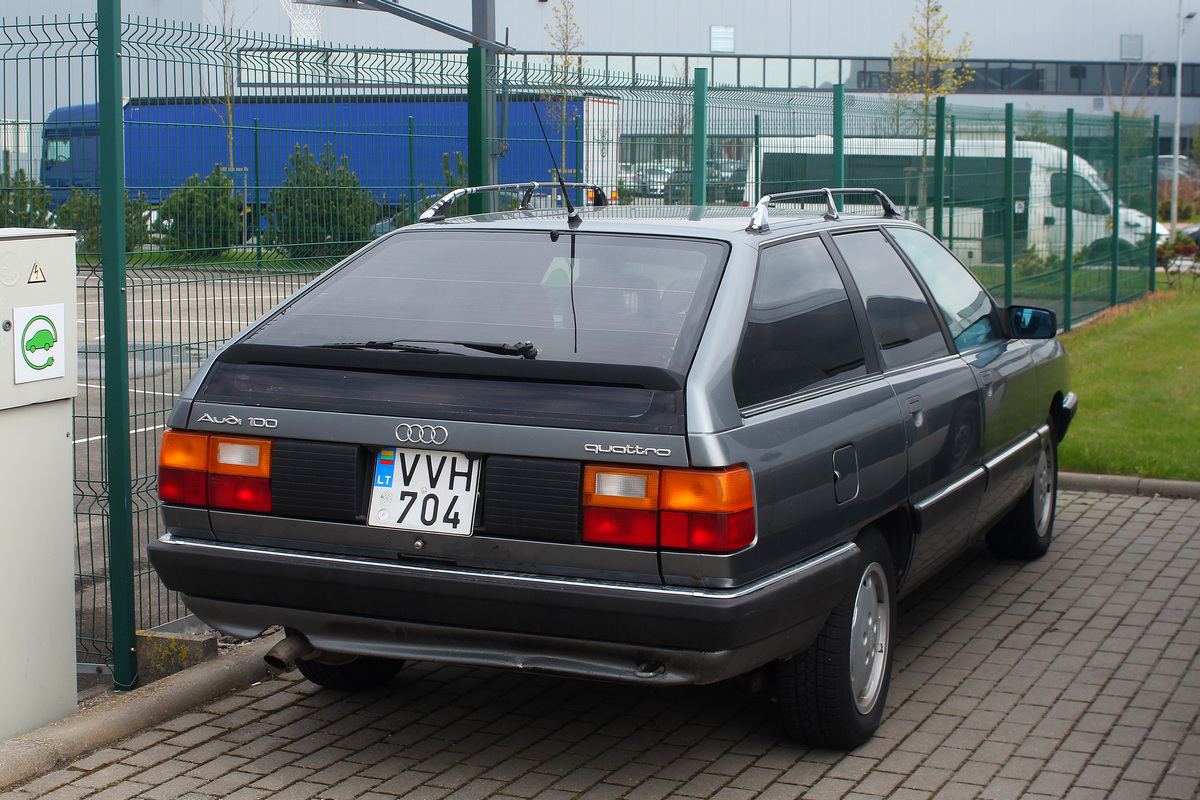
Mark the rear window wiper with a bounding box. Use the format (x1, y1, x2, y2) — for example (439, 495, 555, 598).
(316, 341, 449, 354)
(316, 339, 538, 359)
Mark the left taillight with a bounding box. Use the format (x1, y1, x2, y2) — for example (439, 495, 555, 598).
(158, 430, 273, 513)
(582, 464, 755, 554)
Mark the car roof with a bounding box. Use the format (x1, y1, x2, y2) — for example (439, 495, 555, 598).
(396, 203, 920, 244)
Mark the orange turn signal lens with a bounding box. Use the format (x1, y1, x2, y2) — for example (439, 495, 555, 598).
(159, 431, 209, 472)
(660, 467, 753, 514)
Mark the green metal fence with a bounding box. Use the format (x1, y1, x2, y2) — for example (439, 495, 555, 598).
(0, 16, 1159, 688)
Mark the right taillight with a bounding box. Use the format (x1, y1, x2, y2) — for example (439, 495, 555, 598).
(582, 464, 755, 553)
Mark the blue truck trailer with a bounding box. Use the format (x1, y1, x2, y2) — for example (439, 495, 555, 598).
(40, 94, 620, 208)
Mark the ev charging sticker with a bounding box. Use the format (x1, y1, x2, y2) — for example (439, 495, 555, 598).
(14, 303, 66, 383)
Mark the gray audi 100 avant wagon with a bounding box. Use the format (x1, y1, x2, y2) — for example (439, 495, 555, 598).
(149, 184, 1076, 747)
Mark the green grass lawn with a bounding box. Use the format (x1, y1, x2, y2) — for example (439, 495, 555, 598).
(1057, 285, 1200, 481)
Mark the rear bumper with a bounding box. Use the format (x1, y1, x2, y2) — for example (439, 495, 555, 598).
(148, 534, 860, 685)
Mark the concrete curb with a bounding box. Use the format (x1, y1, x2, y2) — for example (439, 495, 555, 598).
(0, 631, 283, 791)
(1060, 471, 1200, 500)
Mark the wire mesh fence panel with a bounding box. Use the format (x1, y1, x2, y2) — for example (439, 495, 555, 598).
(0, 14, 1171, 670)
(486, 60, 700, 209)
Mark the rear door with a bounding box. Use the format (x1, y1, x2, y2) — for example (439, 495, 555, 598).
(669, 234, 907, 589)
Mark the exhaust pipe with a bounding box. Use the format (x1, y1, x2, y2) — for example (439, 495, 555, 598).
(264, 630, 316, 670)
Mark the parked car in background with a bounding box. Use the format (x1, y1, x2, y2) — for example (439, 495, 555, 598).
(1147, 155, 1199, 181)
(707, 158, 745, 178)
(663, 165, 748, 203)
(150, 184, 1074, 749)
(635, 165, 673, 197)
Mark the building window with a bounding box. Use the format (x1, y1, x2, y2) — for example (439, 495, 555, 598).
(710, 25, 734, 54)
(1121, 34, 1144, 61)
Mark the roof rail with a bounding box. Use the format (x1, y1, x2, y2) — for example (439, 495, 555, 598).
(745, 187, 903, 233)
(419, 182, 609, 222)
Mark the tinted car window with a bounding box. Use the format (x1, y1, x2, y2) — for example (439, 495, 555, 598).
(888, 227, 1001, 350)
(834, 229, 949, 370)
(733, 236, 867, 407)
(244, 230, 728, 373)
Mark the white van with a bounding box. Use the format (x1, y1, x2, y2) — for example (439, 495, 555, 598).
(748, 136, 1165, 267)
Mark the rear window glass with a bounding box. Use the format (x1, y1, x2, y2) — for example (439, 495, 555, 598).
(246, 230, 728, 373)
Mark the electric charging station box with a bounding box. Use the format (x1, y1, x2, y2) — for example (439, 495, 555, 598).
(0, 228, 79, 739)
(0, 228, 77, 410)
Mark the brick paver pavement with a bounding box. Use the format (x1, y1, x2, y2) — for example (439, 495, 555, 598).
(4, 490, 1198, 800)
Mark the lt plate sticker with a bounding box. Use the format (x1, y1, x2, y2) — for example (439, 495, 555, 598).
(369, 447, 479, 535)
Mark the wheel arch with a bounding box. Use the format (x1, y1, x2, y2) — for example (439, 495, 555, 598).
(860, 507, 914, 592)
(1049, 390, 1072, 442)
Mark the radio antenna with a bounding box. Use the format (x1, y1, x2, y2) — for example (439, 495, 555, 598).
(532, 102, 581, 229)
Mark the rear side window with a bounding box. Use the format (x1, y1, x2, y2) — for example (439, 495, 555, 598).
(733, 236, 867, 407)
(833, 229, 949, 370)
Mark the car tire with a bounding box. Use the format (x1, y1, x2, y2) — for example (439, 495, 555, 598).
(295, 655, 404, 691)
(986, 427, 1057, 560)
(776, 528, 895, 749)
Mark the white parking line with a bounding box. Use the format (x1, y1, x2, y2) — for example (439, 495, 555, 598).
(74, 421, 167, 446)
(77, 383, 180, 399)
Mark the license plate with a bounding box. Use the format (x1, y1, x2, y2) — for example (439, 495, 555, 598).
(367, 448, 479, 535)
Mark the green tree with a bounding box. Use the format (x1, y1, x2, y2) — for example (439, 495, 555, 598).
(156, 165, 244, 260)
(266, 144, 378, 258)
(883, 0, 973, 222)
(885, 0, 974, 136)
(544, 0, 584, 179)
(0, 154, 52, 228)
(54, 189, 151, 255)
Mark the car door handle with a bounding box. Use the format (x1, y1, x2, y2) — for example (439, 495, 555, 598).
(906, 396, 924, 428)
(979, 369, 997, 397)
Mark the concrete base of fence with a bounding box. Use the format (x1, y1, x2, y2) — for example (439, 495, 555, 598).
(0, 631, 283, 791)
(135, 629, 219, 685)
(135, 614, 220, 685)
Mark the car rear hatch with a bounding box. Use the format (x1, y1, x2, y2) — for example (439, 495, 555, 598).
(161, 227, 733, 585)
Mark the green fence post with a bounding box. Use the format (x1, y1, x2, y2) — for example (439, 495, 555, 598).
(1150, 114, 1160, 293)
(1111, 111, 1121, 307)
(253, 119, 262, 272)
(948, 115, 956, 249)
(98, 0, 137, 691)
(833, 84, 844, 211)
(933, 95, 946, 240)
(1005, 103, 1015, 307)
(691, 67, 708, 206)
(467, 46, 487, 214)
(574, 114, 583, 207)
(1065, 109, 1075, 331)
(753, 113, 761, 202)
(407, 116, 416, 224)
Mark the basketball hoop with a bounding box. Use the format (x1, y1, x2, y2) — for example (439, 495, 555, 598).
(279, 0, 324, 41)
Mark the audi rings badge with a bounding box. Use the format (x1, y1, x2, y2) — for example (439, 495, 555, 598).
(395, 423, 449, 446)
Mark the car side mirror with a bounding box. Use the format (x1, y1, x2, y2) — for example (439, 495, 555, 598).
(1007, 306, 1057, 339)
